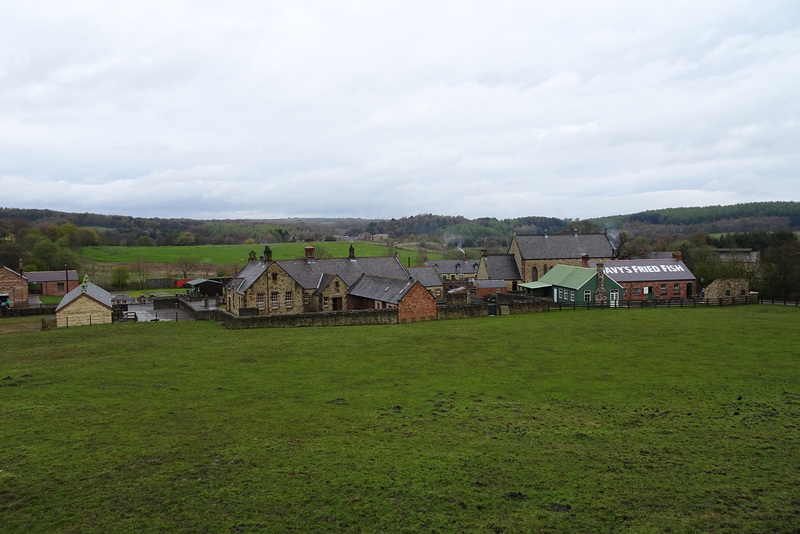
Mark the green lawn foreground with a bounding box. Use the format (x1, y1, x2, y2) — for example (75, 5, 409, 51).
(1, 306, 799, 533)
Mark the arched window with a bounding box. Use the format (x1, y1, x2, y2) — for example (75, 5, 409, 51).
(531, 267, 538, 281)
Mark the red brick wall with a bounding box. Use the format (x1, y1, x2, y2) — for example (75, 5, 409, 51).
(0, 268, 29, 307)
(398, 282, 437, 323)
(41, 280, 80, 297)
(476, 286, 507, 299)
(620, 279, 695, 300)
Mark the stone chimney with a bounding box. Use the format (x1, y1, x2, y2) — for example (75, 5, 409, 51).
(594, 262, 607, 305)
(481, 246, 488, 258)
(581, 254, 589, 268)
(18, 259, 23, 276)
(305, 244, 315, 260)
(349, 243, 355, 260)
(264, 244, 272, 262)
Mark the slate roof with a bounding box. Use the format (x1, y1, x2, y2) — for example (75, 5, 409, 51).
(185, 279, 222, 287)
(589, 260, 695, 283)
(24, 270, 79, 283)
(313, 273, 342, 295)
(228, 260, 270, 295)
(228, 256, 409, 295)
(56, 281, 112, 312)
(407, 266, 443, 287)
(475, 279, 508, 289)
(481, 255, 521, 280)
(424, 259, 480, 275)
(348, 274, 416, 305)
(513, 234, 614, 260)
(278, 256, 409, 289)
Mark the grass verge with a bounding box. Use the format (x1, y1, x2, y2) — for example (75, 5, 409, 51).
(1, 306, 799, 532)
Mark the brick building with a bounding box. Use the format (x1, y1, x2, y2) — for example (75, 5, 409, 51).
(407, 266, 445, 301)
(25, 269, 80, 297)
(589, 259, 696, 301)
(347, 274, 437, 323)
(0, 265, 28, 308)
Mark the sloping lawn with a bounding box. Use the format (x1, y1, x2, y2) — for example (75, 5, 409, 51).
(1, 306, 798, 532)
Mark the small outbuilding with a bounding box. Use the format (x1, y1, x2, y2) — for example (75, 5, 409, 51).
(25, 269, 80, 297)
(182, 278, 224, 296)
(704, 278, 750, 300)
(56, 278, 112, 327)
(347, 274, 437, 322)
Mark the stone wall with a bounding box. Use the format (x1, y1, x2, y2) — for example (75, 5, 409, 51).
(56, 296, 112, 327)
(705, 278, 749, 299)
(216, 308, 398, 329)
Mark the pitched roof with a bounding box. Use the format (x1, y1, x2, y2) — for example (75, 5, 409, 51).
(530, 264, 601, 291)
(424, 259, 480, 275)
(481, 255, 521, 280)
(407, 266, 443, 287)
(475, 279, 508, 289)
(277, 256, 409, 289)
(1, 265, 26, 281)
(348, 274, 416, 305)
(589, 259, 696, 282)
(514, 234, 613, 260)
(56, 281, 112, 312)
(229, 255, 410, 295)
(24, 270, 79, 283)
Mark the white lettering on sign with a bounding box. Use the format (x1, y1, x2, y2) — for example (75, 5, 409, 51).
(604, 263, 686, 275)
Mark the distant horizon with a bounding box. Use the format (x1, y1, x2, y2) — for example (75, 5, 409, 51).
(3, 199, 799, 224)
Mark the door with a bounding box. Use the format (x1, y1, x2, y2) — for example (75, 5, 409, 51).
(610, 289, 619, 307)
(647, 286, 654, 301)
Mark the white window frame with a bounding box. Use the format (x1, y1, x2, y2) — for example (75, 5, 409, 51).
(256, 293, 266, 310)
(285, 291, 293, 309)
(584, 290, 591, 302)
(270, 291, 279, 309)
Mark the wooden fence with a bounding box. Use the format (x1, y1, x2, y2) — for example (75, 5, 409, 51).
(546, 295, 760, 311)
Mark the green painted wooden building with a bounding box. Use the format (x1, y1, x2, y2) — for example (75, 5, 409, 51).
(519, 263, 623, 306)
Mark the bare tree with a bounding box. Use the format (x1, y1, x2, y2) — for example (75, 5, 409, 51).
(176, 252, 199, 279)
(131, 256, 150, 289)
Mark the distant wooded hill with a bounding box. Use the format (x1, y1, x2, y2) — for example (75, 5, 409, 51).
(2, 201, 799, 246)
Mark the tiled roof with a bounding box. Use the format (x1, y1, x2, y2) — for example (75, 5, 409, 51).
(348, 275, 415, 305)
(407, 266, 443, 287)
(278, 256, 409, 289)
(589, 260, 695, 282)
(24, 270, 79, 283)
(514, 234, 613, 260)
(424, 259, 480, 275)
(56, 281, 111, 312)
(481, 255, 521, 280)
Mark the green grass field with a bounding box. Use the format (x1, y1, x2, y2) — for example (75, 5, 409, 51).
(2, 306, 799, 533)
(78, 241, 445, 267)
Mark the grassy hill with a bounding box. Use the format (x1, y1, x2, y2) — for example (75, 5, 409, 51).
(2, 306, 799, 532)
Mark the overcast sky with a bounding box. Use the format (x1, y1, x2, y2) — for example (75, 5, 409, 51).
(2, 1, 799, 221)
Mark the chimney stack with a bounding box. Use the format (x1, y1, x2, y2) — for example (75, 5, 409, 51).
(349, 243, 355, 260)
(18, 259, 23, 276)
(264, 244, 272, 262)
(305, 244, 315, 261)
(581, 254, 589, 268)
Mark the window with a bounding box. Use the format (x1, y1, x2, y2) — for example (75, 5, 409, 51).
(673, 283, 680, 294)
(270, 291, 279, 309)
(334, 281, 340, 291)
(57, 282, 65, 292)
(570, 291, 575, 302)
(303, 293, 310, 304)
(660, 284, 667, 295)
(584, 290, 592, 302)
(740, 289, 746, 296)
(285, 291, 293, 308)
(271, 273, 278, 283)
(725, 289, 731, 296)
(558, 288, 563, 299)
(634, 287, 641, 295)
(256, 293, 266, 310)
(323, 296, 329, 308)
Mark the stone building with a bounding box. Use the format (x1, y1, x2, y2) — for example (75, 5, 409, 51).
(0, 265, 28, 308)
(407, 266, 446, 301)
(704, 278, 750, 300)
(424, 258, 480, 284)
(227, 244, 411, 317)
(508, 231, 615, 283)
(56, 279, 112, 327)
